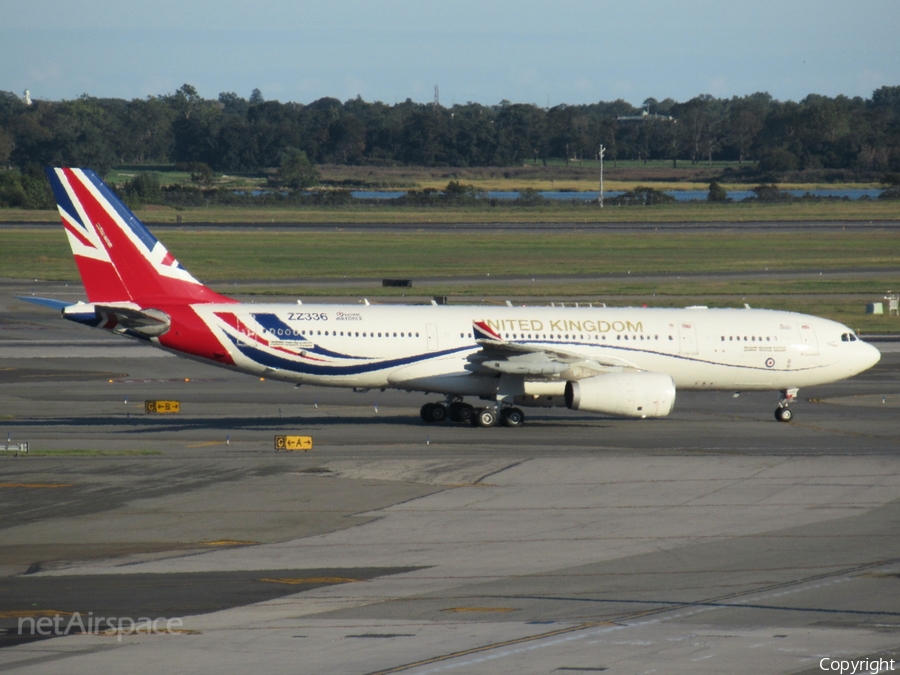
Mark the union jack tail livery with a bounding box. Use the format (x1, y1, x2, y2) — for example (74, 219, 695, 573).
(19, 167, 880, 427)
(45, 168, 233, 305)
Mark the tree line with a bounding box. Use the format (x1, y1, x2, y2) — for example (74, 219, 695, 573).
(1, 84, 900, 178)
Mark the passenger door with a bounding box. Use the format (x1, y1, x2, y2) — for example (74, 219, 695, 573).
(678, 321, 698, 355)
(798, 323, 819, 355)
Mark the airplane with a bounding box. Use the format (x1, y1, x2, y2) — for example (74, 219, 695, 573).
(19, 167, 881, 427)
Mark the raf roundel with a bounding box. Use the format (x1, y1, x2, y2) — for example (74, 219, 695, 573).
(765, 357, 776, 368)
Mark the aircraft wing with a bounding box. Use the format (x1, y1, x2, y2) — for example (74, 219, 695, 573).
(469, 320, 637, 378)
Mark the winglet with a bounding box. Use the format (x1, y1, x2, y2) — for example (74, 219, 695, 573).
(473, 320, 503, 342)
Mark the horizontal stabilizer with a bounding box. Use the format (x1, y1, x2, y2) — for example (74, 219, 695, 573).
(93, 305, 172, 336)
(55, 301, 172, 337)
(15, 296, 71, 311)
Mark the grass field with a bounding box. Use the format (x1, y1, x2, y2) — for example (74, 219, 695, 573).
(4, 228, 899, 280)
(2, 199, 898, 225)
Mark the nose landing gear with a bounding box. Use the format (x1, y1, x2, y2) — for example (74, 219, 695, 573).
(775, 388, 799, 422)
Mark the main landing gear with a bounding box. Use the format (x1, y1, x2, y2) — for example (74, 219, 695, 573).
(775, 388, 799, 422)
(420, 401, 525, 427)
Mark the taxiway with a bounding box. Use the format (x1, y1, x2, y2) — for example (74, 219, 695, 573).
(1, 283, 899, 674)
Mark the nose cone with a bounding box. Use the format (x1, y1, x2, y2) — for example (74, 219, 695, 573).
(860, 341, 881, 372)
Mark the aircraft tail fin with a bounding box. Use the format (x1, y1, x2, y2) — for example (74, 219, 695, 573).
(45, 168, 234, 306)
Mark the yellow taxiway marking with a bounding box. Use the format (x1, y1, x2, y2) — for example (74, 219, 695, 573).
(0, 482, 72, 489)
(0, 610, 73, 619)
(259, 577, 359, 585)
(440, 607, 518, 613)
(185, 441, 226, 448)
(199, 540, 259, 547)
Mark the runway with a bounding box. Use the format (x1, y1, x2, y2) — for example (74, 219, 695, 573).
(1, 283, 899, 674)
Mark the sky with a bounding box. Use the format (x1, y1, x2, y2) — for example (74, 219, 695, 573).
(3, 0, 899, 108)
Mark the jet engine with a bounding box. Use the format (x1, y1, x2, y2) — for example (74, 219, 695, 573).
(565, 372, 676, 418)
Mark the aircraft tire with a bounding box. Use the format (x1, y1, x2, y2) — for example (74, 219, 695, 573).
(500, 407, 525, 427)
(775, 407, 794, 422)
(457, 403, 475, 423)
(449, 402, 475, 423)
(422, 403, 447, 422)
(425, 403, 447, 423)
(474, 407, 498, 428)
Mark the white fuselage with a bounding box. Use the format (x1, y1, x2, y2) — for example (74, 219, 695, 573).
(181, 303, 881, 399)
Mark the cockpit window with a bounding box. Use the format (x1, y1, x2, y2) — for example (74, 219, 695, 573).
(840, 332, 858, 342)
